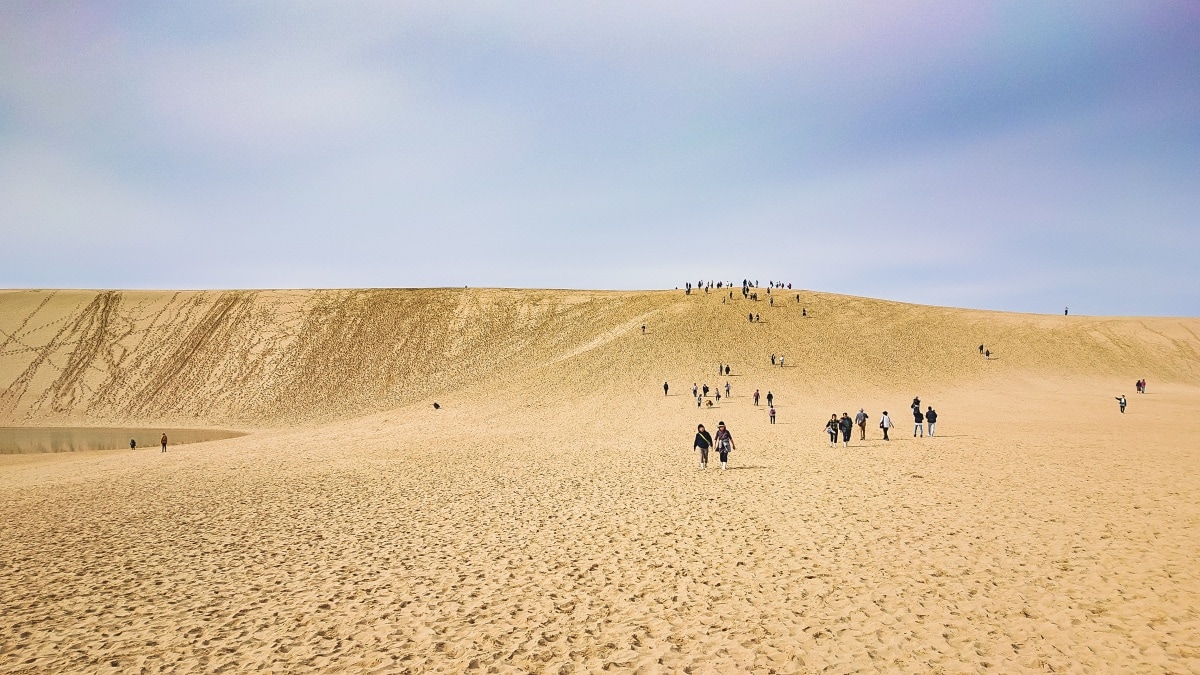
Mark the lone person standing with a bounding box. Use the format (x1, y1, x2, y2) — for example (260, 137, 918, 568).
(769, 406, 776, 424)
(753, 389, 761, 406)
(926, 406, 938, 437)
(766, 391, 774, 407)
(1116, 395, 1126, 413)
(160, 433, 168, 453)
(663, 381, 669, 396)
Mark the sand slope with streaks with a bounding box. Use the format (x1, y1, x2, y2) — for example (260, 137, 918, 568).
(2, 287, 1199, 673)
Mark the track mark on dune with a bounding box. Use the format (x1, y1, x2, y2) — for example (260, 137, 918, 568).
(549, 310, 661, 365)
(0, 291, 57, 356)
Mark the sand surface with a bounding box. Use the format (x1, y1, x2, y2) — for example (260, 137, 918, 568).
(2, 288, 1199, 672)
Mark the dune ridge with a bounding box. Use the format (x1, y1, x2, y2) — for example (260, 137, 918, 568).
(2, 287, 1199, 673)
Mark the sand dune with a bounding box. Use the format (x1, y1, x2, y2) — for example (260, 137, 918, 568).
(2, 288, 1199, 672)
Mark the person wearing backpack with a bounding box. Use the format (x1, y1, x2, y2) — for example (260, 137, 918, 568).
(855, 408, 869, 440)
(925, 407, 938, 437)
(913, 407, 925, 437)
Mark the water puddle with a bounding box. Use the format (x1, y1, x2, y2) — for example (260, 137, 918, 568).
(0, 427, 247, 454)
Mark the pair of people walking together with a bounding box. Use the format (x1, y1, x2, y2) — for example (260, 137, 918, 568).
(693, 422, 736, 470)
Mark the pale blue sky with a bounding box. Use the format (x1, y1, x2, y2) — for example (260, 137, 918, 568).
(2, 2, 1197, 315)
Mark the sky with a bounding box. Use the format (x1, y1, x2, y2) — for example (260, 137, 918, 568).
(1, 1, 1198, 315)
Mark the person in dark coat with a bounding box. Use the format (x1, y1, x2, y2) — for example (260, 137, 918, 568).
(838, 413, 853, 447)
(926, 407, 938, 436)
(694, 424, 713, 470)
(913, 407, 925, 437)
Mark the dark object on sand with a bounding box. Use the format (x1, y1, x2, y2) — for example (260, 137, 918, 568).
(432, 402, 440, 409)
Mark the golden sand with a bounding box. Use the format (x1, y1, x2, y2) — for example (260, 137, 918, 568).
(1, 288, 1198, 672)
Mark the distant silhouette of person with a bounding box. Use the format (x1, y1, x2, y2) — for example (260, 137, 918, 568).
(702, 384, 710, 397)
(1116, 395, 1126, 413)
(839, 413, 853, 447)
(160, 433, 168, 453)
(755, 313, 760, 322)
(771, 353, 776, 365)
(769, 406, 776, 424)
(926, 407, 938, 436)
(880, 411, 893, 441)
(697, 395, 703, 408)
(911, 397, 921, 413)
(985, 349, 991, 360)
(1065, 307, 1069, 316)
(779, 355, 784, 368)
(748, 312, 753, 323)
(802, 308, 806, 317)
(753, 389, 760, 406)
(663, 382, 669, 396)
(641, 324, 646, 334)
(724, 381, 731, 398)
(130, 438, 136, 450)
(913, 408, 925, 437)
(979, 344, 984, 354)
(693, 424, 713, 470)
(715, 390, 721, 403)
(724, 365, 730, 376)
(766, 391, 774, 407)
(855, 409, 868, 440)
(692, 383, 698, 398)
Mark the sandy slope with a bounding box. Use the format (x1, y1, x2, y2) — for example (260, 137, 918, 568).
(2, 288, 1199, 672)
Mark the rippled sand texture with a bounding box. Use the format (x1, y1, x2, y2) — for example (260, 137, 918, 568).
(2, 288, 1199, 673)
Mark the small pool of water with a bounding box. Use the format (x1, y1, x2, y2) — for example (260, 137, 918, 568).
(0, 427, 247, 454)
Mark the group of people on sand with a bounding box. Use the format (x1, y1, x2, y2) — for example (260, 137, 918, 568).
(821, 398, 937, 447)
(1135, 379, 1148, 394)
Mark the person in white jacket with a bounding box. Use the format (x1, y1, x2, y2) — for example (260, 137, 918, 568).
(879, 411, 893, 441)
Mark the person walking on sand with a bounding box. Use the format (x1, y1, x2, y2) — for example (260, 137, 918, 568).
(694, 424, 713, 470)
(979, 344, 985, 354)
(664, 381, 669, 396)
(753, 389, 760, 406)
(130, 438, 137, 450)
(766, 391, 774, 407)
(771, 353, 776, 366)
(642, 324, 646, 334)
(702, 384, 710, 398)
(1116, 395, 1126, 413)
(913, 407, 925, 437)
(855, 408, 868, 440)
(715, 390, 721, 403)
(825, 415, 839, 447)
(692, 383, 698, 398)
(769, 406, 776, 424)
(714, 422, 736, 470)
(926, 406, 938, 437)
(160, 433, 168, 453)
(985, 349, 990, 360)
(779, 355, 784, 368)
(880, 411, 893, 441)
(724, 365, 730, 376)
(724, 381, 731, 398)
(697, 394, 703, 408)
(839, 413, 853, 448)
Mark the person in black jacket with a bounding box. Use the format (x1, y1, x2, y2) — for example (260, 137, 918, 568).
(926, 407, 938, 437)
(825, 414, 839, 447)
(694, 424, 713, 470)
(913, 407, 925, 437)
(838, 413, 853, 447)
